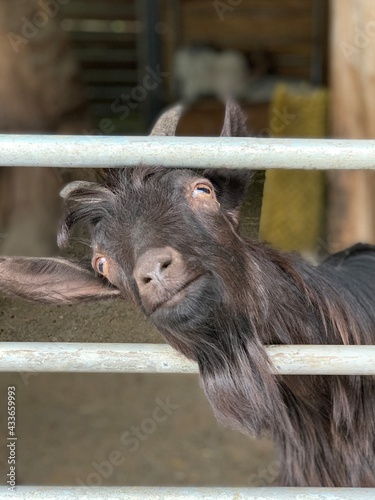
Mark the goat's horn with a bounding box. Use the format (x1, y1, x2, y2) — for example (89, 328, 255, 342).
(149, 104, 185, 136)
(60, 181, 97, 199)
(220, 98, 249, 138)
(60, 181, 112, 204)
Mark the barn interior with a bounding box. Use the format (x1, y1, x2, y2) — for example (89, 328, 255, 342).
(1, 0, 375, 489)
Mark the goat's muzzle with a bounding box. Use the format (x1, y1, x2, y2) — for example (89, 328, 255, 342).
(133, 246, 202, 315)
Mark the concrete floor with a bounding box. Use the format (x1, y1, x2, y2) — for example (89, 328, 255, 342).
(0, 296, 275, 488)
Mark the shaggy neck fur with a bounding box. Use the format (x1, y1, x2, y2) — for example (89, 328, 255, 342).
(159, 240, 375, 487)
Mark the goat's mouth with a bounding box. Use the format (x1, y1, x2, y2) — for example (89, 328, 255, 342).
(148, 274, 204, 316)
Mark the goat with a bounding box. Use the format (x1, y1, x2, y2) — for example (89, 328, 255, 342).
(1, 101, 375, 487)
(174, 46, 251, 101)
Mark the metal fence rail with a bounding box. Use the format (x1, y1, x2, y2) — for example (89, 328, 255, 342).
(1, 343, 375, 375)
(1, 135, 375, 170)
(0, 486, 374, 499)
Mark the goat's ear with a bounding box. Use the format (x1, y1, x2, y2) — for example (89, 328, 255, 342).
(58, 181, 115, 248)
(203, 100, 254, 225)
(149, 104, 184, 136)
(0, 257, 120, 304)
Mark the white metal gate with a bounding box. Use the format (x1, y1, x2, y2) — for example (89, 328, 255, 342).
(1, 135, 375, 499)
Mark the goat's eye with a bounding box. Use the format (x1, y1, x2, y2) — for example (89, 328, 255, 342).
(192, 182, 214, 198)
(94, 257, 109, 277)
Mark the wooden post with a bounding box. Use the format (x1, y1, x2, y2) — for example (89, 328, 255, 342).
(329, 0, 375, 250)
(0, 0, 91, 256)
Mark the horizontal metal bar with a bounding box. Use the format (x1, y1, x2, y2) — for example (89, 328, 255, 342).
(0, 486, 374, 499)
(1, 343, 375, 375)
(1, 135, 375, 170)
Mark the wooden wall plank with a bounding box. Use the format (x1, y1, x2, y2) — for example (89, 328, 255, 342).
(172, 0, 321, 81)
(59, 0, 141, 131)
(329, 0, 375, 248)
(181, 0, 313, 10)
(182, 17, 312, 41)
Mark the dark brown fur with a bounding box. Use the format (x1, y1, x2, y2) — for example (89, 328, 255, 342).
(1, 101, 375, 486)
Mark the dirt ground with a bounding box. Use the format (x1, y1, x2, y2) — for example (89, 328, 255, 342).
(0, 296, 275, 488)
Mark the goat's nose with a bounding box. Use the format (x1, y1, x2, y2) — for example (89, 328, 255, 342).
(134, 247, 186, 304)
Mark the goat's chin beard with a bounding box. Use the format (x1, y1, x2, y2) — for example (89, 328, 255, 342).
(147, 275, 218, 332)
(152, 300, 288, 439)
